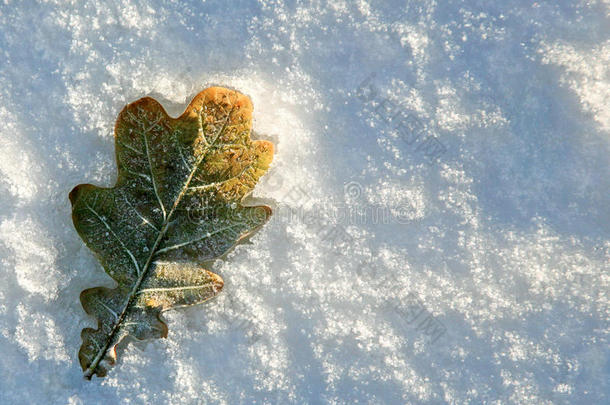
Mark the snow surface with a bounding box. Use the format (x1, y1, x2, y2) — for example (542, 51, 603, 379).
(0, 0, 608, 403)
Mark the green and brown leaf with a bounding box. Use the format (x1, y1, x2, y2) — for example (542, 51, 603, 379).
(70, 87, 274, 379)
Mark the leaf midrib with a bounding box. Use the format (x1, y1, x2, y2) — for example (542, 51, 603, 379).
(83, 106, 235, 379)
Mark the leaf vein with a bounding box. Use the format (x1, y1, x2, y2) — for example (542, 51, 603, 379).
(85, 204, 141, 276)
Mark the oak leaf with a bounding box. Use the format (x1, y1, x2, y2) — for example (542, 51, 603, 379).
(70, 87, 273, 379)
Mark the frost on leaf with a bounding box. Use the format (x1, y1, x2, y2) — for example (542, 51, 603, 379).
(70, 87, 274, 379)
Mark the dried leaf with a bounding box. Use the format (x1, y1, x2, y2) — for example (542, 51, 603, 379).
(70, 87, 273, 379)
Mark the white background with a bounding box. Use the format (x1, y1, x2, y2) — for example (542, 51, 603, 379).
(0, 0, 608, 403)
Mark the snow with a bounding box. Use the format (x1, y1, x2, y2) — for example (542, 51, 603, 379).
(0, 0, 608, 403)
